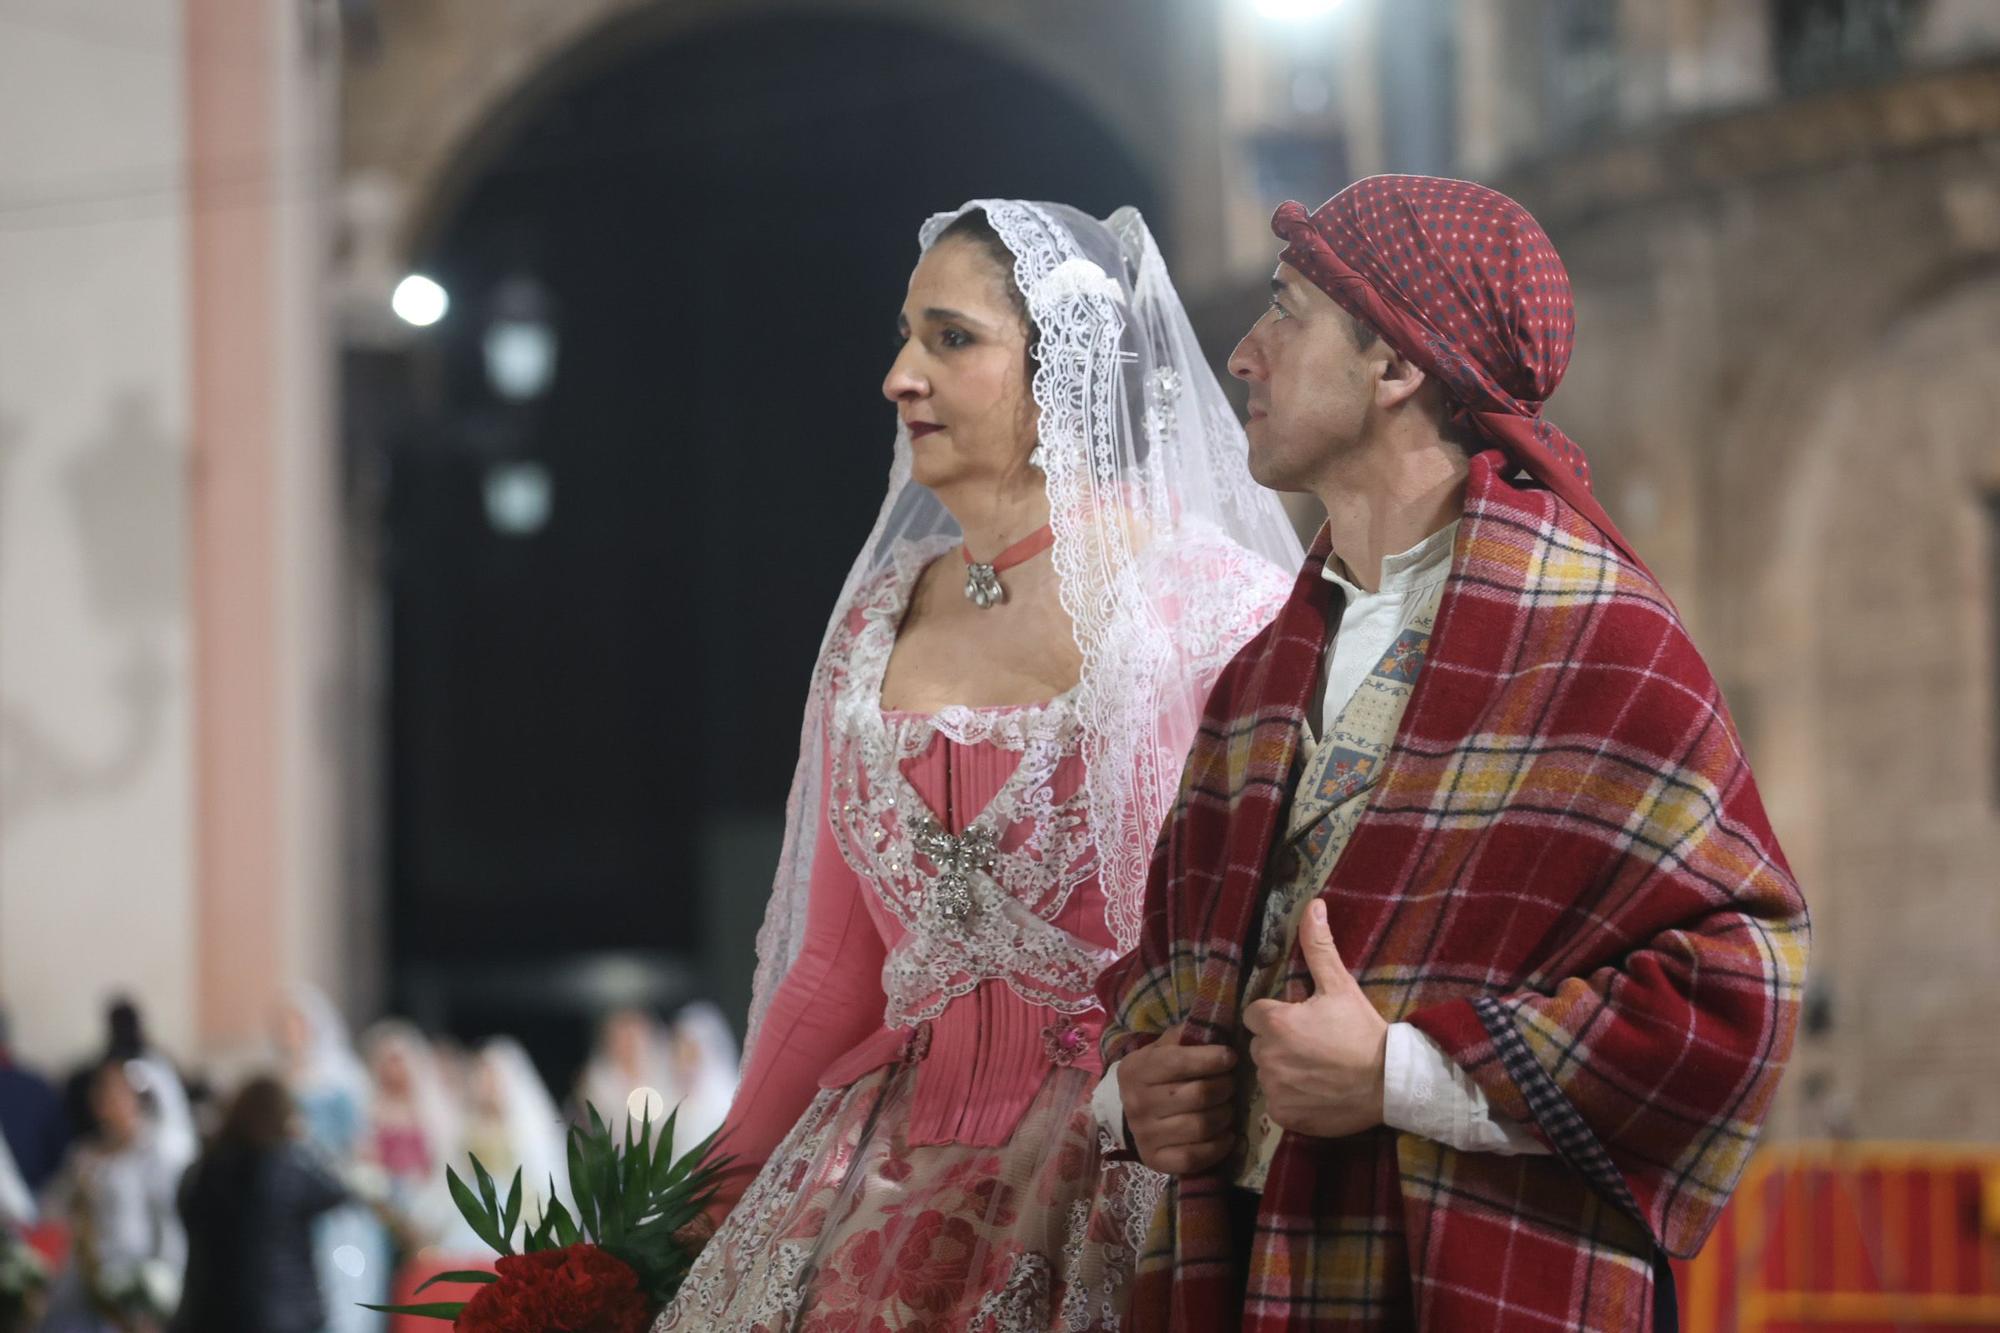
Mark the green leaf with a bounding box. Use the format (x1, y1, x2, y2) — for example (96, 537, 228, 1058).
(547, 1193, 582, 1248)
(358, 1300, 466, 1321)
(446, 1166, 510, 1257)
(470, 1156, 507, 1249)
(445, 1164, 486, 1228)
(502, 1170, 523, 1242)
(412, 1270, 498, 1295)
(525, 1207, 556, 1252)
(647, 1107, 672, 1171)
(567, 1126, 595, 1238)
(615, 1123, 644, 1236)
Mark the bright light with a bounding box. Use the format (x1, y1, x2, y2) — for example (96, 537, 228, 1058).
(333, 1245, 367, 1277)
(484, 320, 558, 401)
(392, 274, 449, 327)
(484, 461, 552, 537)
(627, 1086, 667, 1125)
(1254, 0, 1344, 19)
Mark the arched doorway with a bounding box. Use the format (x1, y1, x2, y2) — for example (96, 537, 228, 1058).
(1759, 267, 2000, 1139)
(375, 13, 1159, 1077)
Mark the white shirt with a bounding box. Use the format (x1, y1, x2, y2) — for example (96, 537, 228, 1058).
(0, 1130, 33, 1226)
(1093, 520, 1547, 1159)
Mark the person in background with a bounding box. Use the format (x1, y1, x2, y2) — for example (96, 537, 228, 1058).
(0, 1008, 66, 1199)
(60, 1001, 183, 1151)
(172, 1075, 353, 1333)
(661, 1002, 737, 1155)
(276, 988, 388, 1332)
(447, 1038, 568, 1246)
(0, 1134, 33, 1230)
(571, 1009, 675, 1148)
(41, 1060, 190, 1333)
(360, 1021, 461, 1249)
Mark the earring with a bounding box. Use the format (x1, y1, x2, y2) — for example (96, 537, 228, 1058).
(1027, 444, 1047, 471)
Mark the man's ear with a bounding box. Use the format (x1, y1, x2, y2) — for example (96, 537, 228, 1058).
(1376, 349, 1428, 412)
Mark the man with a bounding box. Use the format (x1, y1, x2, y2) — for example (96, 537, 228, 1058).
(1094, 176, 1808, 1330)
(0, 1006, 66, 1197)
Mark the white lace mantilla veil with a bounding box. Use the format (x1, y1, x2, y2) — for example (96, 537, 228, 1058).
(743, 200, 1303, 1052)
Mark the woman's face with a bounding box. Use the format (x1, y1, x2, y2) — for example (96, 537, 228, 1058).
(92, 1065, 143, 1143)
(373, 1043, 413, 1098)
(605, 1012, 651, 1072)
(473, 1057, 505, 1115)
(276, 1004, 310, 1063)
(882, 236, 1037, 493)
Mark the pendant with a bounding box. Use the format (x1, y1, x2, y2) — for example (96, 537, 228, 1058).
(964, 561, 1005, 609)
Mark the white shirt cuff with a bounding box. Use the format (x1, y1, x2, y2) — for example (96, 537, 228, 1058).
(1382, 1022, 1548, 1156)
(1091, 1058, 1129, 1153)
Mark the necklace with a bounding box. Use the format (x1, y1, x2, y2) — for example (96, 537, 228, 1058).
(961, 523, 1054, 609)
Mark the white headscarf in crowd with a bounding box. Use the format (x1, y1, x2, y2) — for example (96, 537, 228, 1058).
(665, 1001, 739, 1155)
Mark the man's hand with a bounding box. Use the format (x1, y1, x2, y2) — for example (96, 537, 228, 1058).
(1118, 1022, 1238, 1175)
(1242, 899, 1388, 1138)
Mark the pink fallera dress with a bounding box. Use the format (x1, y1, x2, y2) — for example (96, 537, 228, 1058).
(657, 552, 1171, 1332)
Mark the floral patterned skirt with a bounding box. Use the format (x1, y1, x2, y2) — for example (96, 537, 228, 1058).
(654, 1063, 1163, 1332)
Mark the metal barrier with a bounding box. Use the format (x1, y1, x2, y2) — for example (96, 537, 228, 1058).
(1673, 1143, 2000, 1332)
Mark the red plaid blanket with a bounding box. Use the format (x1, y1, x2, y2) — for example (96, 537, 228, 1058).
(1099, 451, 1809, 1330)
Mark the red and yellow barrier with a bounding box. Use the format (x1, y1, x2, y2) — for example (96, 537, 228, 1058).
(1674, 1143, 2000, 1332)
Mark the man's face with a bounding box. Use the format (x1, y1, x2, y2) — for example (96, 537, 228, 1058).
(1229, 262, 1383, 492)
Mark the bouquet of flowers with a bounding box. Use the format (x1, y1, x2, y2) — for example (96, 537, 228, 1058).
(91, 1256, 181, 1328)
(370, 1104, 726, 1333)
(0, 1229, 48, 1333)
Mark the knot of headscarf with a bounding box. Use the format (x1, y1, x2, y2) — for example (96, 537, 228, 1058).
(1272, 175, 1643, 571)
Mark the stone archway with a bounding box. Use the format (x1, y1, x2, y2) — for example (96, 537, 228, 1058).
(1753, 267, 2000, 1139)
(358, 9, 1170, 1051)
(340, 0, 1199, 273)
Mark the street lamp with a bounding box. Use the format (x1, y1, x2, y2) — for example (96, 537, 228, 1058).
(481, 276, 558, 403)
(391, 274, 449, 327)
(1253, 0, 1344, 20)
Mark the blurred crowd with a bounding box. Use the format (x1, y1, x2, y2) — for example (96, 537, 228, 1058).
(0, 995, 737, 1333)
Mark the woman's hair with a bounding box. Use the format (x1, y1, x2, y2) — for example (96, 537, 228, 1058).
(217, 1074, 294, 1152)
(935, 209, 1040, 372)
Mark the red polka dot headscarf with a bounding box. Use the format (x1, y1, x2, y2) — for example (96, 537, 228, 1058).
(1273, 175, 1642, 570)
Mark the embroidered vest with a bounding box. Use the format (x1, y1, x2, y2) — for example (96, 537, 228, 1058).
(1232, 580, 1444, 1190)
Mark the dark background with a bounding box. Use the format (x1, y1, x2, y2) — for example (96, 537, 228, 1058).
(374, 14, 1158, 1082)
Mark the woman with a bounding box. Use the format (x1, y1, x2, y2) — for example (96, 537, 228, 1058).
(275, 988, 389, 1331)
(172, 1076, 351, 1333)
(360, 1021, 461, 1248)
(571, 1009, 676, 1148)
(663, 1002, 738, 1154)
(657, 201, 1300, 1331)
(41, 1061, 189, 1333)
(444, 1038, 568, 1246)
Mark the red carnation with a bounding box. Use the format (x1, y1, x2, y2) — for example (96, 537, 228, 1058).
(456, 1244, 654, 1333)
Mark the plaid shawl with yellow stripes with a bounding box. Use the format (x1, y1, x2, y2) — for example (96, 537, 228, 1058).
(1098, 451, 1809, 1331)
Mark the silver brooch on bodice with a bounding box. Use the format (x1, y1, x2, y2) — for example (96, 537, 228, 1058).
(963, 562, 1006, 610)
(911, 817, 997, 926)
